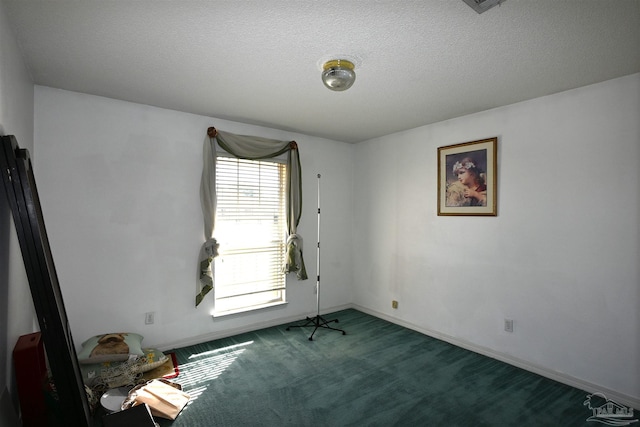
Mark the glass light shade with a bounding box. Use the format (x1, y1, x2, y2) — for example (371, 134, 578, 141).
(321, 60, 356, 91)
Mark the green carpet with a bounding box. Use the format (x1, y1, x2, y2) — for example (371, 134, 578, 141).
(140, 309, 605, 426)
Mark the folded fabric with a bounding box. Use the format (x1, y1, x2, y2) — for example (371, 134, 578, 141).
(80, 348, 168, 387)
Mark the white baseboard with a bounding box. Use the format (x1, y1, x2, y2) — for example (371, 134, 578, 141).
(352, 304, 640, 410)
(156, 303, 352, 353)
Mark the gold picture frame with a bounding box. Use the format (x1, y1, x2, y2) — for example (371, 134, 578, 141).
(437, 137, 497, 216)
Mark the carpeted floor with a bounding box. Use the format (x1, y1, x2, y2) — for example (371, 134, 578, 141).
(142, 309, 605, 426)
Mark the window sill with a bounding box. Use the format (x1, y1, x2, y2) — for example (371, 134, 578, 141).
(211, 300, 288, 318)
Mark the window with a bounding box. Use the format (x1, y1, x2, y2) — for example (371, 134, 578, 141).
(213, 156, 287, 316)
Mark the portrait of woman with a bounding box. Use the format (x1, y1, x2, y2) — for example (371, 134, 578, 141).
(437, 137, 497, 216)
(445, 154, 487, 207)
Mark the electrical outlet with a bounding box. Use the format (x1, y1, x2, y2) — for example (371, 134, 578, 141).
(392, 300, 398, 309)
(504, 319, 513, 333)
(145, 311, 155, 325)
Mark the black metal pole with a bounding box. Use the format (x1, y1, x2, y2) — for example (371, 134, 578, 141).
(286, 173, 345, 340)
(315, 173, 321, 318)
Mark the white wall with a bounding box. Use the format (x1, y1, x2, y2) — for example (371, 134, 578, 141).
(32, 74, 639, 406)
(33, 86, 354, 350)
(0, 0, 36, 398)
(352, 73, 640, 405)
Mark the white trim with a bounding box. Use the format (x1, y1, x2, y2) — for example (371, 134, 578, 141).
(212, 300, 288, 318)
(156, 303, 351, 353)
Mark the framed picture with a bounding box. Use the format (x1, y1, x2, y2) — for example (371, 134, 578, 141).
(437, 137, 497, 216)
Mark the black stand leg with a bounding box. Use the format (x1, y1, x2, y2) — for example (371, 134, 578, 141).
(286, 314, 346, 341)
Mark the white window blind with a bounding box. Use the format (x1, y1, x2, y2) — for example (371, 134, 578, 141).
(213, 156, 287, 316)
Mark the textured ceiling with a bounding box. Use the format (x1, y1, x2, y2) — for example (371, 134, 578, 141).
(3, 0, 640, 143)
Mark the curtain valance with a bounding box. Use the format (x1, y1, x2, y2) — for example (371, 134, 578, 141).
(196, 127, 307, 307)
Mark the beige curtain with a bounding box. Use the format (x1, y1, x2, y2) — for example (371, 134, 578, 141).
(196, 127, 307, 307)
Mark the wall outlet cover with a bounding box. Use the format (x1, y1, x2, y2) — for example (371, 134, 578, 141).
(504, 319, 514, 332)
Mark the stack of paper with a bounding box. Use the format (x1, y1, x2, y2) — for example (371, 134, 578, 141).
(132, 380, 190, 420)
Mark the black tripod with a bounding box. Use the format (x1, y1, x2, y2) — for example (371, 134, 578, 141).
(286, 174, 346, 341)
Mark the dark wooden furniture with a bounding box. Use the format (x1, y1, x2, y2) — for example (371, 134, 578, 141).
(13, 332, 48, 426)
(1, 135, 91, 426)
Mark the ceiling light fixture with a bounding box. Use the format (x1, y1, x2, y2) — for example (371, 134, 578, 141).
(321, 59, 356, 92)
(462, 0, 505, 14)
